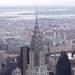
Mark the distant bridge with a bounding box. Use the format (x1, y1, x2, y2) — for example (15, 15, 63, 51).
(44, 43, 75, 54)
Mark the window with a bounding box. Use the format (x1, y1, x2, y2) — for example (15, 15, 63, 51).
(40, 51, 44, 66)
(30, 51, 34, 66)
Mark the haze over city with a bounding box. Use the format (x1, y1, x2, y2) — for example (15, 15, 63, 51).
(0, 0, 75, 6)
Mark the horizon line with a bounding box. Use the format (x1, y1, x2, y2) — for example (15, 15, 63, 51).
(0, 5, 75, 7)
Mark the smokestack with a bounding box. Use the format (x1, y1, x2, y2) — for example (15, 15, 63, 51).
(43, 29, 45, 37)
(58, 25, 60, 40)
(64, 26, 66, 41)
(54, 25, 56, 39)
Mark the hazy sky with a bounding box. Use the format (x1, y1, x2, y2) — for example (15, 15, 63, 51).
(0, 0, 75, 6)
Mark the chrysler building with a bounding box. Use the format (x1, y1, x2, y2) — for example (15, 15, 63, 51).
(26, 7, 49, 75)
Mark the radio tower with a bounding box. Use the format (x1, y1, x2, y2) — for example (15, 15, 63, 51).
(54, 25, 56, 39)
(58, 25, 60, 40)
(64, 26, 66, 41)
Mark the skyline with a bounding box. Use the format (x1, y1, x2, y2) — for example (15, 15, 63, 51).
(0, 0, 75, 6)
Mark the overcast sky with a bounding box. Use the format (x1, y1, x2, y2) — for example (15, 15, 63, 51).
(0, 0, 75, 6)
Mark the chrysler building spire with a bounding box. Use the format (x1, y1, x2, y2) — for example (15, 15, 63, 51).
(36, 5, 38, 26)
(30, 5, 43, 53)
(30, 6, 44, 66)
(34, 5, 39, 33)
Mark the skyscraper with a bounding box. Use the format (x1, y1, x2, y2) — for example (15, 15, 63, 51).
(26, 7, 49, 75)
(56, 51, 71, 75)
(20, 46, 29, 75)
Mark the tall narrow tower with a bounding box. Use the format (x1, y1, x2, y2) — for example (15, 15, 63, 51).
(30, 6, 44, 66)
(26, 6, 48, 75)
(64, 26, 66, 41)
(58, 25, 60, 40)
(54, 25, 56, 39)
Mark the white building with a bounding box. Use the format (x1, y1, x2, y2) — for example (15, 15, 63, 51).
(26, 8, 49, 75)
(12, 67, 21, 75)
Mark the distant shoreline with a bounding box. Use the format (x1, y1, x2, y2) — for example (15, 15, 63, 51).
(0, 6, 75, 9)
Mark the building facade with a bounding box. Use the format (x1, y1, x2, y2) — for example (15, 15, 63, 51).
(12, 67, 21, 75)
(21, 46, 29, 75)
(56, 51, 71, 75)
(26, 9, 49, 75)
